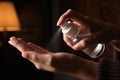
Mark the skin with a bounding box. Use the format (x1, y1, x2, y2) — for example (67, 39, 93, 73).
(8, 37, 97, 80)
(8, 9, 120, 80)
(57, 9, 120, 51)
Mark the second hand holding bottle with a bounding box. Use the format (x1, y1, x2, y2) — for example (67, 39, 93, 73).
(60, 21, 105, 58)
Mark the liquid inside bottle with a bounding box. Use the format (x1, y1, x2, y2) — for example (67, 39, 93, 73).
(60, 21, 105, 58)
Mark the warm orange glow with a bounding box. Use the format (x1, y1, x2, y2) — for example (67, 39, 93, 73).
(0, 1, 21, 31)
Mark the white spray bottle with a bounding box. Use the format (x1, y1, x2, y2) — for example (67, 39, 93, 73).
(60, 21, 105, 58)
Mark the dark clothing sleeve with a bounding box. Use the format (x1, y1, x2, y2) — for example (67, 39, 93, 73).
(97, 50, 120, 80)
(97, 59, 120, 80)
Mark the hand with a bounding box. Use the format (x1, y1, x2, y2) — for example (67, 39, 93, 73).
(57, 9, 117, 51)
(8, 36, 97, 80)
(8, 37, 53, 71)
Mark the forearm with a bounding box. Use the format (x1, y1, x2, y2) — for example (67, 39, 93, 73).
(50, 52, 98, 80)
(72, 59, 98, 80)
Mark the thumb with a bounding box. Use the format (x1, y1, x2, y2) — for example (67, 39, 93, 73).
(72, 36, 95, 51)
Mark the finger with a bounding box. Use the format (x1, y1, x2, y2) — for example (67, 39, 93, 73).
(63, 34, 73, 47)
(8, 37, 31, 52)
(57, 9, 73, 26)
(72, 39, 87, 51)
(72, 36, 94, 50)
(27, 42, 48, 53)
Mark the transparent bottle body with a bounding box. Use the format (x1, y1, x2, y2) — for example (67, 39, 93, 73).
(61, 21, 105, 58)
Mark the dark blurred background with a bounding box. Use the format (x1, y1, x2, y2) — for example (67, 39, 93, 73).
(0, 0, 120, 80)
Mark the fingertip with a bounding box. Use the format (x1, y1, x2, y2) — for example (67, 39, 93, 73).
(9, 36, 17, 40)
(67, 9, 72, 12)
(8, 40, 11, 44)
(72, 44, 78, 50)
(57, 9, 72, 26)
(72, 41, 86, 51)
(57, 18, 64, 26)
(57, 21, 60, 26)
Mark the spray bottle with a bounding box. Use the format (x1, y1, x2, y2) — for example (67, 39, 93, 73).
(60, 21, 105, 58)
